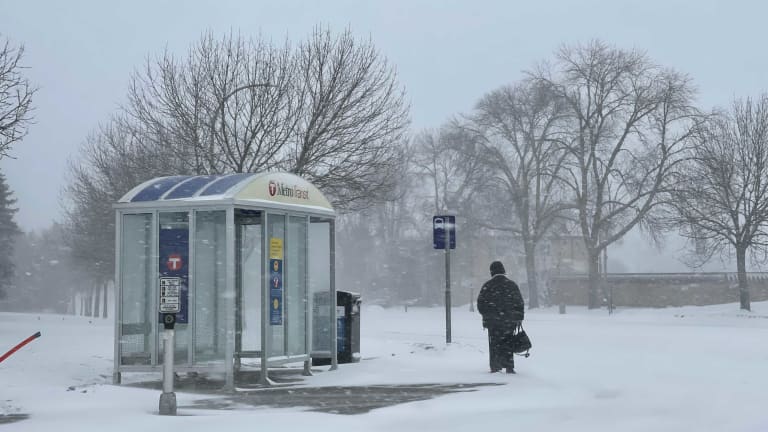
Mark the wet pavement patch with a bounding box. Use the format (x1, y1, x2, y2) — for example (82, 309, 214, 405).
(125, 370, 502, 415)
(0, 414, 29, 425)
(185, 383, 501, 415)
(126, 369, 306, 393)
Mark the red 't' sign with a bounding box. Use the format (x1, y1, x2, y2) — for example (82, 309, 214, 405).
(166, 253, 183, 271)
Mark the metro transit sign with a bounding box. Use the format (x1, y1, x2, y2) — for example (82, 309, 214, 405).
(433, 215, 456, 249)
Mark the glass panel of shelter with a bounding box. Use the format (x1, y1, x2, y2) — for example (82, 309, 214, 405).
(119, 213, 153, 366)
(235, 209, 263, 367)
(194, 210, 227, 364)
(286, 215, 309, 356)
(309, 217, 332, 357)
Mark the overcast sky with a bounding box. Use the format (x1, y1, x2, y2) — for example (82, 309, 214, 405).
(1, 0, 766, 270)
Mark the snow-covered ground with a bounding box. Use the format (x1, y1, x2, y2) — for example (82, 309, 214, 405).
(2, 302, 768, 431)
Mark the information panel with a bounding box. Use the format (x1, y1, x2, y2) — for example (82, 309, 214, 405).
(159, 277, 181, 313)
(159, 227, 189, 323)
(269, 237, 284, 325)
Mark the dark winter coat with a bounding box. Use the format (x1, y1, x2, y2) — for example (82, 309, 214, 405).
(477, 274, 525, 329)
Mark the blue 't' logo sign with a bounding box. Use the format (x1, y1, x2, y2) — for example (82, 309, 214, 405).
(433, 215, 456, 249)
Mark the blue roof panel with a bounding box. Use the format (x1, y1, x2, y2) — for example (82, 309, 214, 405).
(165, 176, 218, 199)
(200, 173, 255, 196)
(131, 176, 191, 202)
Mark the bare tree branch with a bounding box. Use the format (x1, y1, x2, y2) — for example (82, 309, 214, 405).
(0, 36, 37, 159)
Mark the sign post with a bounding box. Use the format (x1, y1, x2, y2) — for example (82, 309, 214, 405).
(158, 277, 180, 416)
(433, 216, 456, 344)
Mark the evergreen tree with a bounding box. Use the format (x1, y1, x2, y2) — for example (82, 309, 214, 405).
(0, 168, 19, 298)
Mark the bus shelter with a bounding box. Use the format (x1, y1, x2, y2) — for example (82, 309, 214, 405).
(112, 172, 337, 389)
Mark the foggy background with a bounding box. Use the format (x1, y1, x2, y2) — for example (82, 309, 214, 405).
(2, 0, 767, 313)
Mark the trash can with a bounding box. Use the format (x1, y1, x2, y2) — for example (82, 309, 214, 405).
(311, 290, 361, 365)
(337, 291, 361, 364)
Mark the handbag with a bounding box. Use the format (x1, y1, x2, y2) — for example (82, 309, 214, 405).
(511, 323, 532, 357)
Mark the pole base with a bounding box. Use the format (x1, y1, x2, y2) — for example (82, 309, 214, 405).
(302, 360, 313, 376)
(159, 392, 177, 415)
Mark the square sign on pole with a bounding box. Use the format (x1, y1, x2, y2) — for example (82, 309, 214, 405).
(433, 215, 456, 249)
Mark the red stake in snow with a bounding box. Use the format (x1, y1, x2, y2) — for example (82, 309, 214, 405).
(0, 331, 41, 364)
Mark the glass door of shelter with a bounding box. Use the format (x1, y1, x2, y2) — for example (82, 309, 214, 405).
(236, 210, 262, 362)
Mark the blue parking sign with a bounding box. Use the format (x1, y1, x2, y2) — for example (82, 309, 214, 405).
(433, 215, 456, 249)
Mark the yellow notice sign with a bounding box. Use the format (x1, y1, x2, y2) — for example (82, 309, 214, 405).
(269, 238, 284, 259)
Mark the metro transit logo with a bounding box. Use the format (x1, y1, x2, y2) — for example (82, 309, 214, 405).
(268, 180, 309, 200)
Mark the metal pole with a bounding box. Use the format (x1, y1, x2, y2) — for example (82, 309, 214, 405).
(159, 329, 176, 415)
(604, 246, 612, 315)
(113, 211, 122, 385)
(469, 288, 474, 312)
(259, 215, 271, 385)
(225, 207, 236, 389)
(445, 226, 451, 344)
(329, 219, 339, 370)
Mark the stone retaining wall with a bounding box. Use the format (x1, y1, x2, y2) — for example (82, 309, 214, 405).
(550, 273, 768, 307)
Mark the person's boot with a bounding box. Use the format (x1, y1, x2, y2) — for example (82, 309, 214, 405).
(505, 367, 516, 374)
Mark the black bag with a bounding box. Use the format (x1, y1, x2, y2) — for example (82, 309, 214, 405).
(511, 324, 532, 356)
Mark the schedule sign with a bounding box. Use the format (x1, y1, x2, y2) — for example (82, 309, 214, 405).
(433, 215, 456, 249)
(159, 277, 181, 313)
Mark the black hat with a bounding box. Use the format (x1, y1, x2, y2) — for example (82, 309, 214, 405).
(490, 261, 506, 276)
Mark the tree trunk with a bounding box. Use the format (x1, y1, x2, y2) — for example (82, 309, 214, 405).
(102, 281, 109, 319)
(587, 251, 601, 309)
(523, 240, 539, 309)
(736, 246, 751, 311)
(93, 284, 101, 318)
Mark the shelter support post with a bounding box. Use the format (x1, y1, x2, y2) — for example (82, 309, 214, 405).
(225, 207, 236, 390)
(330, 219, 338, 371)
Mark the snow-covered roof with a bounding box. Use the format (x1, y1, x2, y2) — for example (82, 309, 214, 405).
(115, 172, 334, 215)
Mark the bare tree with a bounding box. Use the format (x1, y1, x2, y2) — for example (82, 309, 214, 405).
(124, 28, 408, 211)
(672, 96, 768, 311)
(533, 40, 701, 308)
(0, 36, 36, 159)
(466, 80, 570, 308)
(126, 32, 297, 176)
(290, 27, 409, 211)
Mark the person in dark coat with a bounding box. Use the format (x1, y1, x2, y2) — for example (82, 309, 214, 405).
(477, 260, 525, 373)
